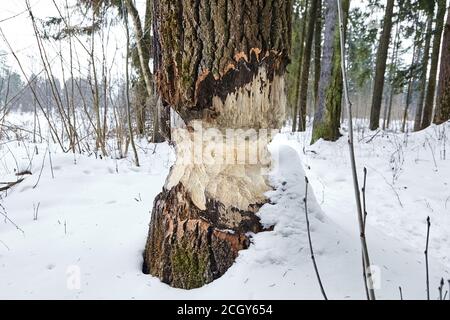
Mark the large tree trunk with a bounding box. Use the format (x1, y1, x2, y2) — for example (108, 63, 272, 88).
(413, 12, 433, 132)
(433, 7, 450, 125)
(143, 0, 292, 289)
(298, 0, 319, 132)
(369, 0, 395, 130)
(311, 0, 349, 144)
(421, 0, 446, 129)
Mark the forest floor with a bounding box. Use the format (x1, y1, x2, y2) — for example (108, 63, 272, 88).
(0, 113, 449, 299)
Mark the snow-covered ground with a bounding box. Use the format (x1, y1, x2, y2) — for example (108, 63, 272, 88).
(0, 112, 449, 299)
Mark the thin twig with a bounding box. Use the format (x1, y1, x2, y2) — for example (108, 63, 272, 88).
(0, 239, 10, 251)
(304, 177, 328, 300)
(362, 167, 368, 230)
(399, 286, 403, 300)
(439, 278, 444, 300)
(425, 216, 431, 300)
(0, 178, 24, 192)
(33, 145, 48, 189)
(0, 203, 25, 234)
(337, 0, 375, 300)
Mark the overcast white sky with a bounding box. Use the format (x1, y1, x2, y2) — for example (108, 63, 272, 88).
(0, 0, 147, 81)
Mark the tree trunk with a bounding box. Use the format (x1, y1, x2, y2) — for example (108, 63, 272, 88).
(433, 7, 450, 125)
(126, 0, 153, 137)
(143, 0, 292, 289)
(369, 0, 395, 130)
(313, 0, 322, 110)
(421, 0, 446, 129)
(414, 12, 433, 132)
(126, 0, 153, 100)
(383, 19, 400, 130)
(401, 18, 420, 133)
(386, 82, 395, 129)
(298, 0, 319, 132)
(292, 0, 309, 132)
(311, 0, 349, 144)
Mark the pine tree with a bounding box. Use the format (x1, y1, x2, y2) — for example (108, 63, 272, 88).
(369, 0, 395, 130)
(433, 7, 450, 125)
(421, 0, 446, 129)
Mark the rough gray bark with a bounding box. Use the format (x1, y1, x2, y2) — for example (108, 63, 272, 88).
(292, 0, 309, 132)
(414, 12, 433, 132)
(144, 0, 292, 289)
(369, 0, 395, 130)
(298, 0, 319, 132)
(421, 0, 446, 129)
(434, 7, 450, 125)
(401, 18, 420, 133)
(311, 0, 348, 143)
(313, 0, 322, 109)
(383, 19, 400, 130)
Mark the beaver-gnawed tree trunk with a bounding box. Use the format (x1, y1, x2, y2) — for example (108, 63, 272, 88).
(143, 0, 292, 289)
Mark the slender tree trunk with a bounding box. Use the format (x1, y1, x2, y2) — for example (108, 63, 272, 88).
(313, 0, 322, 109)
(143, 0, 292, 289)
(383, 19, 399, 130)
(401, 19, 420, 133)
(421, 0, 446, 129)
(434, 7, 450, 125)
(123, 3, 140, 167)
(311, 0, 349, 144)
(414, 12, 434, 132)
(292, 0, 309, 132)
(369, 0, 395, 130)
(127, 0, 170, 141)
(126, 0, 153, 100)
(298, 0, 319, 132)
(126, 0, 152, 136)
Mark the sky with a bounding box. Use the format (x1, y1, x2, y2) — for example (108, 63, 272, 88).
(0, 0, 147, 81)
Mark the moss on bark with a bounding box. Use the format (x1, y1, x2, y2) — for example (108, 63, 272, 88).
(311, 0, 348, 144)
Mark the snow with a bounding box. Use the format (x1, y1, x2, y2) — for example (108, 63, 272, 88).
(0, 112, 449, 299)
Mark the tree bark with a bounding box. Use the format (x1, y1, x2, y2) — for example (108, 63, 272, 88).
(311, 0, 349, 144)
(313, 0, 322, 110)
(292, 0, 309, 132)
(401, 17, 420, 133)
(383, 19, 399, 130)
(421, 0, 446, 129)
(144, 0, 292, 289)
(126, 0, 153, 100)
(298, 0, 319, 132)
(126, 0, 153, 137)
(414, 11, 433, 132)
(433, 7, 450, 125)
(369, 0, 395, 130)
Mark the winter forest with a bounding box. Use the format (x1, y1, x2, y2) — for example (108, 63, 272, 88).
(0, 0, 449, 301)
